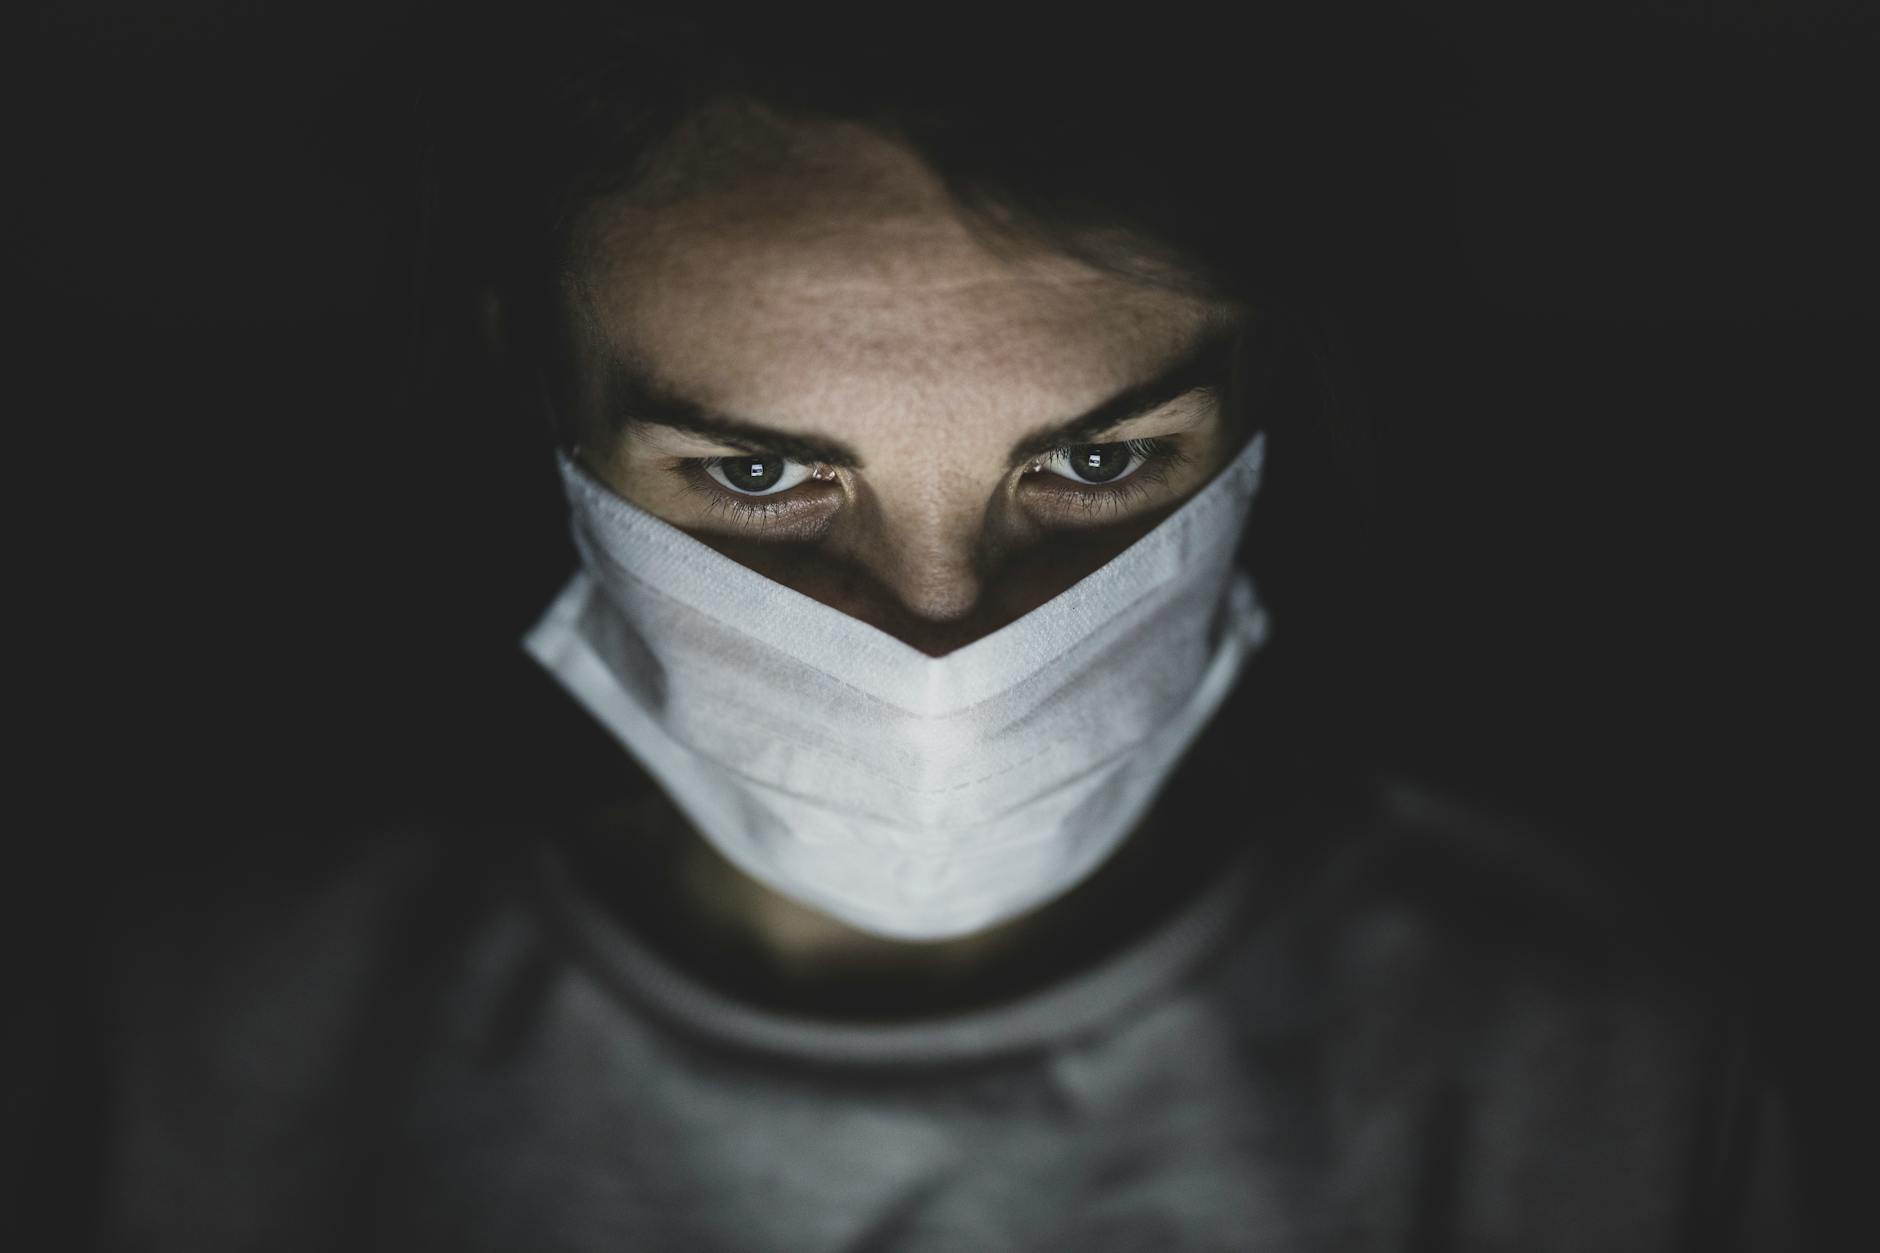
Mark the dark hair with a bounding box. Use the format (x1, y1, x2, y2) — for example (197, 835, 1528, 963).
(409, 1, 1478, 777)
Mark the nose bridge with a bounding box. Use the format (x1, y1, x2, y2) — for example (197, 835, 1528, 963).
(863, 485, 990, 622)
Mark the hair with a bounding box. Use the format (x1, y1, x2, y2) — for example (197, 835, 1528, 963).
(405, 0, 1479, 784)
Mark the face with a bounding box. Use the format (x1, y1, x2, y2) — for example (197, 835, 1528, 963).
(552, 106, 1254, 656)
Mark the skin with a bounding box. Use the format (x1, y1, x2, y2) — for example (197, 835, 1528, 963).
(532, 103, 1260, 1017)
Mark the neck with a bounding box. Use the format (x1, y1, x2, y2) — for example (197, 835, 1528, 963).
(559, 787, 1184, 1022)
(552, 679, 1323, 1024)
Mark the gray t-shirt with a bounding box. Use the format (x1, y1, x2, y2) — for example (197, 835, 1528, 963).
(54, 776, 1797, 1251)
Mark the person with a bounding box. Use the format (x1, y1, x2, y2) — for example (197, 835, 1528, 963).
(27, 4, 1801, 1249)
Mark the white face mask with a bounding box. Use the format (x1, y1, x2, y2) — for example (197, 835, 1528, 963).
(523, 431, 1270, 942)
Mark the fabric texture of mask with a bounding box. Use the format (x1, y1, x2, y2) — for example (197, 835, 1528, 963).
(523, 431, 1270, 941)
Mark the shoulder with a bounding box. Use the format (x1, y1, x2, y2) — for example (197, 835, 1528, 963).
(57, 818, 554, 1248)
(97, 817, 533, 1047)
(1349, 770, 1738, 1074)
(1281, 771, 1749, 1077)
(1207, 769, 1800, 1249)
(1270, 770, 1720, 1007)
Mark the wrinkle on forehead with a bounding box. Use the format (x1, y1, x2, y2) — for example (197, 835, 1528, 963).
(567, 100, 1196, 306)
(572, 190, 1120, 312)
(561, 108, 1236, 446)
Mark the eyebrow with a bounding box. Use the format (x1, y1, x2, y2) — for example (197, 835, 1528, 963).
(603, 324, 1238, 470)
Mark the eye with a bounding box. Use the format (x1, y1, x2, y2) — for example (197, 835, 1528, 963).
(1038, 440, 1161, 485)
(1022, 437, 1189, 524)
(701, 454, 816, 497)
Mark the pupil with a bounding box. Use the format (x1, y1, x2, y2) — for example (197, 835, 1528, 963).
(1069, 443, 1131, 484)
(727, 457, 784, 491)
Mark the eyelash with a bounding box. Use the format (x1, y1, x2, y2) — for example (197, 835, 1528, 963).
(1030, 438, 1188, 519)
(683, 437, 1188, 528)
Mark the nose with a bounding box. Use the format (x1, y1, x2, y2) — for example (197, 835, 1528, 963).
(843, 498, 993, 648)
(690, 485, 1132, 657)
(829, 486, 1137, 655)
(679, 490, 1011, 655)
(849, 498, 1173, 656)
(872, 515, 986, 620)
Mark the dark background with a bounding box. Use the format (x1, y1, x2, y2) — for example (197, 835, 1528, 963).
(8, 0, 1868, 1240)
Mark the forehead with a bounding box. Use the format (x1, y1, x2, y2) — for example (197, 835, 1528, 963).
(562, 107, 1232, 436)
